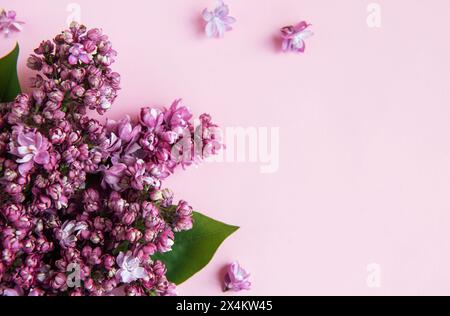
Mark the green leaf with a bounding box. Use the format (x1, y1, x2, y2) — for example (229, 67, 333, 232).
(0, 43, 21, 103)
(153, 211, 239, 285)
(113, 241, 130, 256)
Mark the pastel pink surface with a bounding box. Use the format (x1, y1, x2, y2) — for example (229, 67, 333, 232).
(2, 0, 450, 295)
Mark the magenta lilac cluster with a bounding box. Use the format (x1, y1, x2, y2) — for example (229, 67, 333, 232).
(0, 23, 221, 296)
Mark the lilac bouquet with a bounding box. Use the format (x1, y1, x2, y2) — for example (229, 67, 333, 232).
(0, 23, 236, 296)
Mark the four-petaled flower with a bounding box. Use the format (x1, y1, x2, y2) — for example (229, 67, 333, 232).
(202, 1, 236, 38)
(116, 251, 147, 283)
(68, 43, 93, 65)
(0, 10, 24, 37)
(281, 21, 313, 53)
(11, 131, 50, 176)
(56, 220, 89, 248)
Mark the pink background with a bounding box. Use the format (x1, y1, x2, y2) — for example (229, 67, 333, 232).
(2, 0, 450, 295)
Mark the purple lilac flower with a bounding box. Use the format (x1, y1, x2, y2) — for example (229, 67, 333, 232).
(224, 262, 251, 292)
(173, 200, 193, 232)
(68, 43, 92, 65)
(55, 220, 88, 248)
(9, 130, 50, 176)
(0, 10, 24, 37)
(281, 21, 313, 53)
(202, 1, 236, 38)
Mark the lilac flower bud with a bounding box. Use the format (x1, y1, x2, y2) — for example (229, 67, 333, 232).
(103, 255, 115, 270)
(50, 273, 67, 290)
(71, 68, 86, 82)
(2, 168, 17, 182)
(84, 278, 94, 291)
(142, 243, 157, 256)
(84, 90, 98, 108)
(93, 217, 106, 231)
(87, 28, 103, 41)
(34, 219, 44, 234)
(2, 248, 14, 265)
(27, 55, 43, 70)
(156, 278, 177, 296)
(5, 182, 22, 196)
(71, 85, 85, 98)
(49, 127, 66, 145)
(28, 288, 45, 296)
(173, 200, 193, 232)
(108, 72, 121, 89)
(140, 131, 158, 152)
(36, 237, 54, 253)
(122, 211, 136, 226)
(111, 225, 126, 241)
(32, 88, 46, 104)
(140, 107, 163, 131)
(2, 203, 23, 222)
(108, 192, 127, 214)
(161, 188, 174, 207)
(34, 195, 51, 212)
(83, 188, 101, 213)
(88, 75, 101, 89)
(15, 267, 34, 290)
(152, 260, 167, 277)
(3, 235, 21, 253)
(125, 285, 143, 296)
(126, 228, 142, 243)
(25, 254, 41, 268)
(83, 40, 97, 54)
(149, 190, 163, 201)
(34, 40, 54, 55)
(69, 289, 83, 296)
(55, 258, 68, 271)
(68, 131, 82, 144)
(161, 131, 178, 144)
(156, 229, 174, 253)
(90, 231, 104, 245)
(41, 64, 53, 76)
(143, 228, 156, 243)
(22, 237, 36, 254)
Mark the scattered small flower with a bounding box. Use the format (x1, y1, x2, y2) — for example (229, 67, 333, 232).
(0, 10, 24, 37)
(202, 0, 236, 38)
(281, 21, 313, 53)
(224, 262, 251, 292)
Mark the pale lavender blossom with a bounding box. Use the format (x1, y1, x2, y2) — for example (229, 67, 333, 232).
(202, 1, 236, 38)
(116, 251, 146, 283)
(0, 10, 24, 37)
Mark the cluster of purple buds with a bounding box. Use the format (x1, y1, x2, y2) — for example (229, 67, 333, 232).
(0, 23, 222, 296)
(99, 100, 222, 192)
(27, 22, 120, 115)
